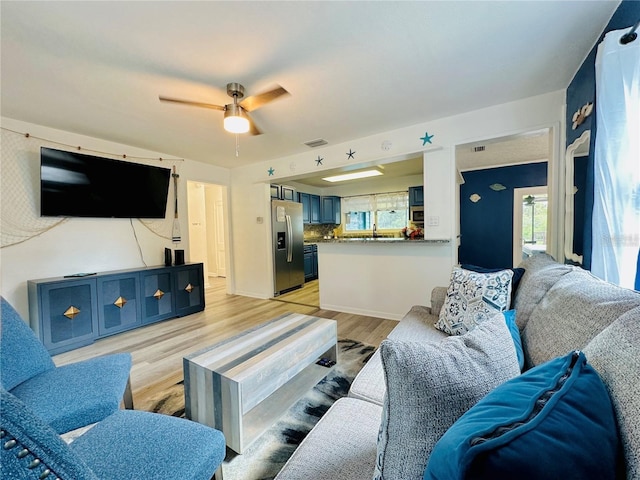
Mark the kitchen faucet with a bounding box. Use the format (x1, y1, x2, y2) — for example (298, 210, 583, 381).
(372, 224, 378, 238)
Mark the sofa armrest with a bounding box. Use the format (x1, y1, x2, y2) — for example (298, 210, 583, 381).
(430, 286, 448, 316)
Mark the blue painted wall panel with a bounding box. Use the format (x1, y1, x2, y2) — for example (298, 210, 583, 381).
(459, 163, 547, 269)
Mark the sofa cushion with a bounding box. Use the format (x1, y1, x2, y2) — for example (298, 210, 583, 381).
(584, 306, 640, 480)
(513, 253, 574, 330)
(274, 397, 382, 480)
(436, 267, 513, 335)
(424, 351, 621, 480)
(374, 312, 520, 480)
(522, 269, 640, 368)
(349, 306, 446, 406)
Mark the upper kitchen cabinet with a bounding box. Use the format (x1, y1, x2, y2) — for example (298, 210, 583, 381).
(298, 192, 322, 224)
(271, 184, 296, 201)
(409, 186, 424, 207)
(321, 196, 341, 224)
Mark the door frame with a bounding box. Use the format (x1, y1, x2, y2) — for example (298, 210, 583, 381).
(513, 186, 548, 268)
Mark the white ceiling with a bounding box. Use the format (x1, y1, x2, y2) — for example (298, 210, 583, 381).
(1, 1, 619, 170)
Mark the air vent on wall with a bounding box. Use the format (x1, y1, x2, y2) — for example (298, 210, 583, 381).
(304, 138, 328, 148)
(473, 145, 486, 153)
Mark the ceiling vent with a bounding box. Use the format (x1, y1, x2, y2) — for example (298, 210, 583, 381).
(304, 138, 328, 148)
(473, 145, 486, 153)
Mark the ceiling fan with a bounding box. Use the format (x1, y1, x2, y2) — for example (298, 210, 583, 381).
(159, 82, 289, 135)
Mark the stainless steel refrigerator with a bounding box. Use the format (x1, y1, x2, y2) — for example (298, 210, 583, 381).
(272, 199, 305, 295)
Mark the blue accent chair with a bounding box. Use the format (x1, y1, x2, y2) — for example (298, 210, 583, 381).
(1, 389, 226, 480)
(1, 297, 133, 434)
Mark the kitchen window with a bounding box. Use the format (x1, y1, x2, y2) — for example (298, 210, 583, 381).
(342, 192, 409, 232)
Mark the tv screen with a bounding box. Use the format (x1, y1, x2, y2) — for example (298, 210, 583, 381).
(40, 147, 171, 219)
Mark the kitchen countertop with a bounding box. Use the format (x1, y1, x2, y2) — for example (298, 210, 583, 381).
(311, 237, 450, 244)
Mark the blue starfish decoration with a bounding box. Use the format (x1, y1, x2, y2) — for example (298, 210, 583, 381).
(346, 149, 355, 160)
(316, 156, 323, 166)
(267, 167, 275, 176)
(420, 132, 434, 145)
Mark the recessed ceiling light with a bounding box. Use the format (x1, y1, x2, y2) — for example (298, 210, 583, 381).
(322, 170, 383, 183)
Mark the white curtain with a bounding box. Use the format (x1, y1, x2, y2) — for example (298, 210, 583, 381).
(342, 195, 375, 212)
(342, 192, 408, 212)
(592, 27, 640, 289)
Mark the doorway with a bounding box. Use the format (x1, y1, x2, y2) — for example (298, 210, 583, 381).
(187, 182, 229, 288)
(513, 186, 548, 267)
(456, 128, 551, 269)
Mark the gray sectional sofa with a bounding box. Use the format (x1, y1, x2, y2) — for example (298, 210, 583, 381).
(275, 253, 640, 479)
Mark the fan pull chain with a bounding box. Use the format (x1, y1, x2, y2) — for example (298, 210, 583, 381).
(235, 134, 240, 157)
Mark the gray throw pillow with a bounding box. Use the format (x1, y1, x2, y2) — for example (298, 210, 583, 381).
(373, 312, 521, 480)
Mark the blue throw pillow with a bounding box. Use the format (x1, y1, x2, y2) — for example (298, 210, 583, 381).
(461, 264, 525, 306)
(503, 309, 524, 371)
(424, 351, 621, 480)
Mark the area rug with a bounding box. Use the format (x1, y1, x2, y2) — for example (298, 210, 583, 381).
(148, 338, 376, 480)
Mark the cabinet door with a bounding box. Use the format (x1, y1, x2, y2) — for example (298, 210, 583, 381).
(281, 185, 296, 201)
(270, 184, 280, 199)
(304, 252, 314, 281)
(97, 273, 141, 336)
(141, 268, 175, 324)
(409, 186, 424, 207)
(39, 280, 98, 354)
(321, 196, 341, 224)
(174, 264, 205, 316)
(310, 195, 321, 224)
(321, 197, 334, 224)
(299, 192, 311, 224)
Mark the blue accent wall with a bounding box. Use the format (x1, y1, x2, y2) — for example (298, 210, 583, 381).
(565, 0, 640, 269)
(459, 163, 547, 269)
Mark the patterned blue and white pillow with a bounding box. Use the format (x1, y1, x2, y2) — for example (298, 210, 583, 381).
(435, 267, 514, 335)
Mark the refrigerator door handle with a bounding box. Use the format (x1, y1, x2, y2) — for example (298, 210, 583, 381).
(285, 214, 293, 263)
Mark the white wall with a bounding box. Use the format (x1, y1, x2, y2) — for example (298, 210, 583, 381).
(229, 91, 565, 299)
(0, 118, 230, 317)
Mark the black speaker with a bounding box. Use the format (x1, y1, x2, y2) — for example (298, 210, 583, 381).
(164, 248, 172, 267)
(174, 249, 185, 266)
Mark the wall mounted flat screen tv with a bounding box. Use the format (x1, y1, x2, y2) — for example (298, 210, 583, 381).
(40, 147, 171, 218)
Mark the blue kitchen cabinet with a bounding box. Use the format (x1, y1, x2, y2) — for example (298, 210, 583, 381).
(298, 192, 311, 224)
(409, 186, 424, 207)
(310, 195, 321, 224)
(321, 196, 341, 224)
(304, 244, 318, 282)
(298, 192, 322, 224)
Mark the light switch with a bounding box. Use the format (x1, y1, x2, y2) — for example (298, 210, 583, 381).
(428, 216, 440, 227)
(256, 216, 264, 224)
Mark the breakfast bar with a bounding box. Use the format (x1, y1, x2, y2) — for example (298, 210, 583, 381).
(315, 238, 454, 320)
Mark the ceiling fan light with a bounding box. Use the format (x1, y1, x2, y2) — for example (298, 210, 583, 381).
(224, 105, 250, 134)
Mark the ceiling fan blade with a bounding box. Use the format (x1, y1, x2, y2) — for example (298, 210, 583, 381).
(158, 96, 225, 111)
(239, 86, 289, 112)
(245, 111, 262, 136)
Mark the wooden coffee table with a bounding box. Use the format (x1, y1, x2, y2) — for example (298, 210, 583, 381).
(183, 313, 337, 454)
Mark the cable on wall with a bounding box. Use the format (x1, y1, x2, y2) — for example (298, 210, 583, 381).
(130, 219, 148, 267)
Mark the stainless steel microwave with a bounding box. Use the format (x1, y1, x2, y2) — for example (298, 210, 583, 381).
(411, 207, 424, 223)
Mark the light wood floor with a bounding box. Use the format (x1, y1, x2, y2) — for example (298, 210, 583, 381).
(53, 277, 397, 412)
(271, 279, 320, 307)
